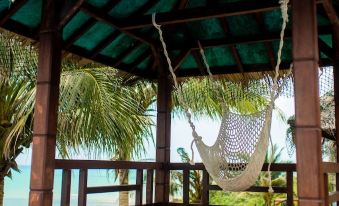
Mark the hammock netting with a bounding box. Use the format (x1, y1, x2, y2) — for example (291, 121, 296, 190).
(153, 0, 289, 192)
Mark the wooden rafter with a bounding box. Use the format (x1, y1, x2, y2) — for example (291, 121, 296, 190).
(64, 19, 96, 48)
(255, 13, 276, 68)
(318, 37, 335, 59)
(113, 41, 143, 67)
(130, 1, 159, 17)
(116, 0, 323, 30)
(126, 49, 152, 72)
(322, 0, 339, 27)
(58, 0, 85, 29)
(218, 17, 244, 73)
(168, 25, 333, 50)
(191, 50, 207, 75)
(63, 1, 119, 49)
(67, 45, 155, 79)
(173, 48, 191, 71)
(80, 3, 156, 46)
(176, 60, 333, 78)
(90, 31, 120, 58)
(0, 0, 27, 26)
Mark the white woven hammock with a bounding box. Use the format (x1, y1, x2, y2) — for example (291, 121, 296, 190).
(152, 0, 290, 192)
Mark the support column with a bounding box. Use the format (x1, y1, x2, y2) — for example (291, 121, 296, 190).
(333, 23, 339, 206)
(29, 1, 62, 206)
(293, 0, 325, 206)
(155, 66, 172, 204)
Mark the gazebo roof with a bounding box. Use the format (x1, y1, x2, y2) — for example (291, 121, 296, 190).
(0, 0, 337, 79)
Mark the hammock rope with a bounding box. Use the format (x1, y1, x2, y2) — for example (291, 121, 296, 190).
(152, 0, 290, 193)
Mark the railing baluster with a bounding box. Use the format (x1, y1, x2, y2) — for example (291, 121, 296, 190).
(286, 171, 293, 206)
(61, 169, 72, 206)
(183, 170, 190, 204)
(146, 169, 154, 204)
(78, 169, 88, 206)
(324, 173, 329, 206)
(135, 169, 143, 205)
(202, 170, 209, 205)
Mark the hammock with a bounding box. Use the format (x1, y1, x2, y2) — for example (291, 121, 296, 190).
(152, 0, 290, 192)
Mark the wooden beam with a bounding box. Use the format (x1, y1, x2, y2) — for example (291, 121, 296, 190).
(322, 0, 339, 27)
(117, 0, 323, 30)
(176, 60, 333, 77)
(155, 61, 172, 204)
(55, 160, 161, 170)
(0, 0, 27, 26)
(58, 0, 85, 29)
(292, 0, 326, 205)
(28, 1, 62, 206)
(86, 185, 139, 194)
(168, 25, 333, 50)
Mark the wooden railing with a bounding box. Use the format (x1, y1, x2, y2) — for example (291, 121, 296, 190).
(55, 160, 296, 206)
(323, 162, 339, 205)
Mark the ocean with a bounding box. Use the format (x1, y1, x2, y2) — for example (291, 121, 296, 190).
(4, 165, 138, 206)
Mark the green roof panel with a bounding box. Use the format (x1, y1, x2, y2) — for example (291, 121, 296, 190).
(100, 34, 136, 59)
(0, 1, 11, 14)
(108, 0, 148, 18)
(10, 0, 42, 28)
(145, 0, 177, 14)
(236, 43, 269, 64)
(137, 56, 152, 70)
(204, 46, 236, 67)
(180, 54, 199, 70)
(86, 0, 110, 8)
(63, 11, 91, 40)
(227, 14, 260, 35)
(73, 22, 115, 51)
(186, 19, 225, 40)
(122, 44, 149, 64)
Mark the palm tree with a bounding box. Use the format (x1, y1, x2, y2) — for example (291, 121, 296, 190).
(0, 33, 155, 206)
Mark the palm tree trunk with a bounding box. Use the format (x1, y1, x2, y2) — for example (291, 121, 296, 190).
(119, 169, 129, 206)
(0, 175, 4, 206)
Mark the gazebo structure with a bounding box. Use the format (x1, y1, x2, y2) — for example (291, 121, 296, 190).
(0, 0, 338, 205)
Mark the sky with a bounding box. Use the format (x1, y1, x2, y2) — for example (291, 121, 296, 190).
(16, 96, 296, 166)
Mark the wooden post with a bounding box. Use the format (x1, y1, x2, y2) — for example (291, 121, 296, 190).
(155, 60, 172, 204)
(146, 169, 154, 204)
(78, 169, 88, 206)
(292, 0, 326, 205)
(202, 170, 210, 205)
(135, 169, 143, 205)
(28, 1, 62, 206)
(183, 170, 190, 204)
(60, 170, 72, 206)
(286, 171, 294, 206)
(333, 22, 339, 206)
